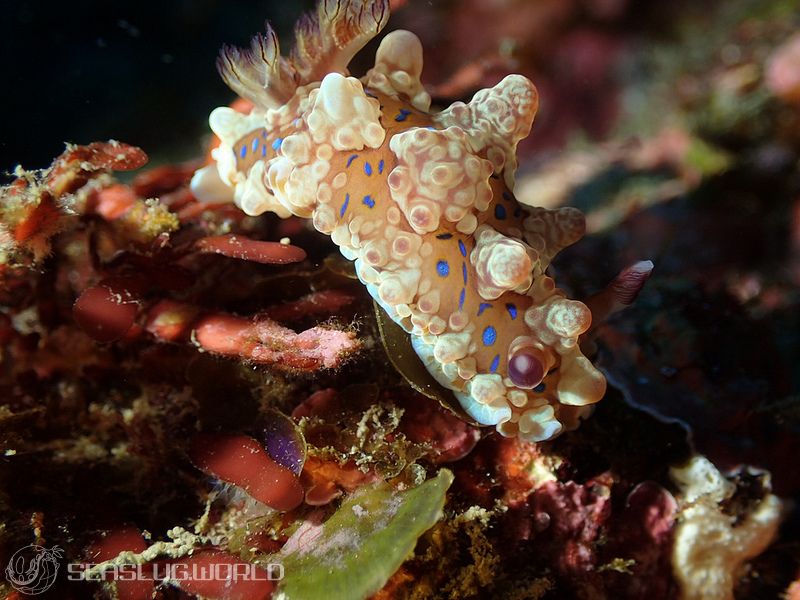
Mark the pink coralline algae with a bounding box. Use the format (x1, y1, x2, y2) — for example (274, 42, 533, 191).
(528, 478, 613, 574)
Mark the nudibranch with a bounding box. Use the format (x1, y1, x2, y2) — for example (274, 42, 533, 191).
(191, 0, 607, 442)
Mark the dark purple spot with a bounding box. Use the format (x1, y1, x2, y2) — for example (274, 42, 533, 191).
(508, 350, 545, 388)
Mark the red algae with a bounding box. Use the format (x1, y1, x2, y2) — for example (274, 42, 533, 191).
(173, 550, 274, 600)
(194, 234, 307, 265)
(73, 282, 139, 343)
(190, 433, 304, 511)
(87, 526, 154, 600)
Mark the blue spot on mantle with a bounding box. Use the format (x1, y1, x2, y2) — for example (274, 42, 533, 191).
(272, 137, 283, 151)
(362, 195, 375, 208)
(437, 260, 450, 277)
(395, 108, 412, 122)
(506, 303, 518, 320)
(490, 355, 500, 373)
(458, 239, 467, 257)
(477, 303, 492, 316)
(346, 154, 358, 168)
(339, 194, 350, 218)
(482, 326, 497, 346)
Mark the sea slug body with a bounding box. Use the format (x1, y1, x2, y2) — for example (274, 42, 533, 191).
(192, 0, 607, 442)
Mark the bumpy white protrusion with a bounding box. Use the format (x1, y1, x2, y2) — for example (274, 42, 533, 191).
(470, 224, 538, 300)
(208, 107, 265, 185)
(267, 132, 330, 218)
(306, 73, 386, 150)
(517, 403, 563, 442)
(523, 206, 586, 269)
(524, 297, 592, 348)
(363, 30, 431, 111)
(670, 456, 782, 600)
(435, 74, 538, 188)
(388, 126, 493, 234)
(555, 350, 606, 406)
(469, 373, 507, 405)
(456, 389, 512, 426)
(433, 331, 472, 364)
(235, 161, 290, 217)
(190, 164, 235, 204)
(377, 268, 421, 306)
(209, 107, 260, 150)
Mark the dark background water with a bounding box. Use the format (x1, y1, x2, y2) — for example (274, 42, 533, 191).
(0, 0, 319, 174)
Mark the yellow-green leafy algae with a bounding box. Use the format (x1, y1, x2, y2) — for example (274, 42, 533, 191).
(275, 469, 454, 600)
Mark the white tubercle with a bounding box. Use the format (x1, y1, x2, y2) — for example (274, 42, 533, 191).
(208, 107, 265, 186)
(387, 126, 492, 235)
(555, 351, 606, 406)
(522, 206, 586, 269)
(434, 74, 538, 188)
(470, 224, 538, 300)
(190, 164, 235, 204)
(235, 161, 289, 217)
(306, 73, 386, 150)
(363, 30, 431, 111)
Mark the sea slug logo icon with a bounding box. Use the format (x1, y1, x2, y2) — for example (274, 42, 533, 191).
(5, 545, 63, 595)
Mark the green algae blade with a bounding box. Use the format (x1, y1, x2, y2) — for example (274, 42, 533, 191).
(275, 469, 454, 600)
